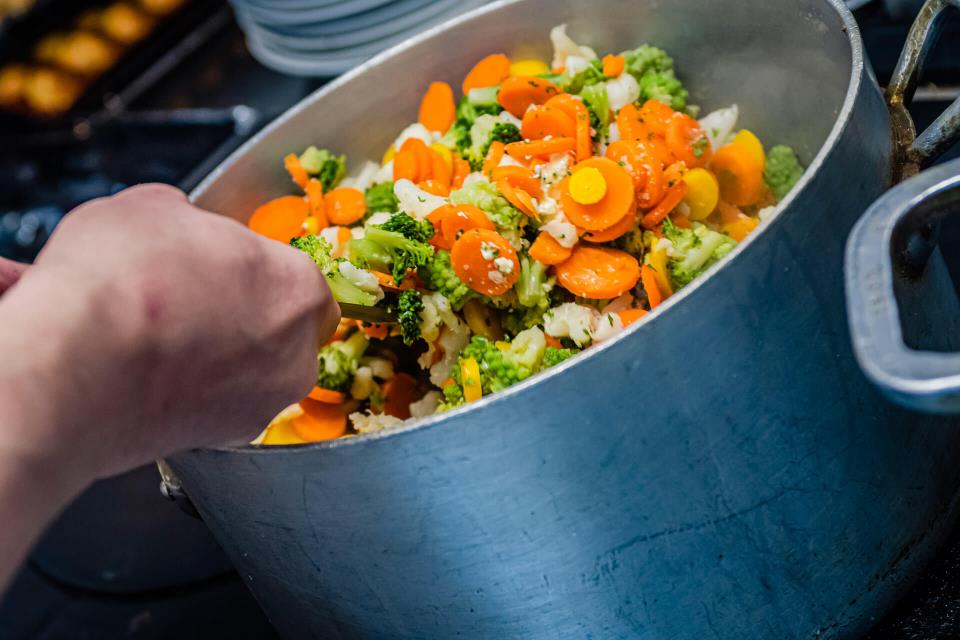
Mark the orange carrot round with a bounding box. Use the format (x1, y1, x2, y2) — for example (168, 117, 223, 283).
(462, 53, 511, 95)
(666, 113, 711, 168)
(497, 76, 562, 118)
(529, 232, 573, 265)
(248, 195, 308, 243)
(615, 103, 644, 142)
(325, 187, 367, 225)
(284, 153, 309, 190)
(418, 81, 455, 134)
(618, 308, 648, 327)
(545, 93, 592, 161)
(294, 399, 347, 441)
(602, 54, 625, 77)
(636, 157, 665, 209)
(393, 148, 418, 182)
(641, 181, 687, 229)
(418, 179, 450, 197)
(582, 212, 636, 243)
(426, 204, 455, 249)
(560, 157, 634, 231)
(308, 386, 346, 404)
(304, 178, 329, 227)
(709, 142, 763, 206)
(440, 204, 495, 247)
(555, 245, 640, 299)
(451, 156, 470, 188)
(520, 104, 576, 140)
(450, 228, 519, 296)
(491, 165, 542, 197)
(505, 137, 576, 161)
(482, 140, 505, 178)
(357, 320, 390, 340)
(639, 99, 677, 136)
(496, 178, 537, 218)
(640, 264, 663, 308)
(430, 149, 452, 188)
(382, 372, 418, 420)
(400, 137, 433, 183)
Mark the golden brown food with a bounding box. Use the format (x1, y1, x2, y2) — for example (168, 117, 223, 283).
(54, 31, 119, 76)
(34, 34, 67, 64)
(22, 67, 82, 115)
(0, 0, 34, 20)
(77, 9, 103, 30)
(137, 0, 185, 16)
(100, 3, 155, 45)
(0, 64, 27, 106)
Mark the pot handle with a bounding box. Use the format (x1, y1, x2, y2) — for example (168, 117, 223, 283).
(885, 0, 960, 181)
(157, 459, 202, 519)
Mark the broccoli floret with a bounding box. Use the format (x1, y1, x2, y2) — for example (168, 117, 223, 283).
(450, 179, 525, 245)
(542, 346, 579, 368)
(541, 59, 605, 94)
(396, 289, 424, 346)
(440, 98, 502, 168)
(516, 254, 554, 312)
(621, 45, 689, 112)
(316, 330, 369, 391)
(437, 380, 465, 412)
(764, 145, 804, 200)
(365, 181, 399, 214)
(615, 224, 646, 258)
(348, 225, 433, 283)
(290, 235, 380, 306)
(379, 212, 435, 243)
(580, 82, 610, 137)
(661, 218, 737, 287)
(420, 250, 475, 310)
(298, 146, 346, 192)
(480, 122, 521, 159)
(459, 337, 523, 393)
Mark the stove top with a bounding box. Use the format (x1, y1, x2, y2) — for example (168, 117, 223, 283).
(2, 2, 960, 639)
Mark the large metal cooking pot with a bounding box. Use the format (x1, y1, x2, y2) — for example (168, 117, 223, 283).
(166, 0, 960, 638)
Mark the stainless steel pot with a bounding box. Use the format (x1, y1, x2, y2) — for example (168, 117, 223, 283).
(168, 1, 960, 638)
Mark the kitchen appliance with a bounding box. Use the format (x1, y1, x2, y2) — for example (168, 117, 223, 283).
(161, 0, 960, 638)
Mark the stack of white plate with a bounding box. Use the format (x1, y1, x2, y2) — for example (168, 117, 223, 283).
(230, 0, 491, 77)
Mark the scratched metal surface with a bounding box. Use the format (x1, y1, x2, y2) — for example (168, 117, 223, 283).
(170, 0, 960, 638)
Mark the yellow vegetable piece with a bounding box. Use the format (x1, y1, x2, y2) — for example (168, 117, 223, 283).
(461, 357, 483, 403)
(732, 130, 765, 169)
(261, 420, 308, 445)
(722, 215, 760, 242)
(509, 59, 550, 77)
(302, 216, 320, 235)
(568, 166, 607, 205)
(463, 298, 504, 340)
(495, 341, 511, 351)
(430, 143, 453, 170)
(681, 168, 720, 221)
(382, 145, 396, 165)
(647, 248, 673, 297)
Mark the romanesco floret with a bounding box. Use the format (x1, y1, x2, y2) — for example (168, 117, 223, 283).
(420, 250, 475, 310)
(542, 346, 579, 368)
(298, 146, 346, 192)
(379, 212, 435, 243)
(290, 235, 380, 306)
(621, 45, 689, 112)
(396, 289, 424, 346)
(764, 144, 804, 200)
(365, 181, 399, 214)
(437, 379, 465, 412)
(661, 218, 736, 287)
(347, 224, 433, 283)
(317, 330, 369, 391)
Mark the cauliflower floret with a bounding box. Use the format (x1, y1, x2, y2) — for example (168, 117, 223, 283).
(338, 262, 384, 302)
(537, 152, 572, 189)
(409, 390, 442, 418)
(540, 210, 578, 248)
(318, 227, 344, 255)
(417, 292, 471, 385)
(393, 122, 435, 150)
(608, 122, 620, 143)
(429, 323, 470, 386)
(373, 160, 393, 184)
(605, 73, 640, 112)
(550, 24, 597, 69)
(590, 311, 624, 343)
(394, 178, 447, 220)
(758, 205, 777, 222)
(365, 211, 393, 227)
(699, 105, 738, 151)
(350, 366, 376, 400)
(564, 54, 591, 75)
(350, 411, 405, 434)
(498, 153, 525, 168)
(360, 356, 395, 380)
(498, 110, 523, 128)
(339, 160, 380, 192)
(544, 302, 597, 347)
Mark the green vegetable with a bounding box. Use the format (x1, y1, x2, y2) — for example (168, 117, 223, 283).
(542, 346, 579, 368)
(580, 82, 610, 137)
(440, 97, 502, 169)
(467, 86, 499, 106)
(298, 146, 346, 192)
(437, 379, 465, 411)
(621, 45, 689, 111)
(347, 225, 433, 283)
(541, 59, 605, 94)
(764, 144, 804, 200)
(615, 224, 646, 258)
(661, 218, 736, 287)
(316, 330, 369, 391)
(515, 254, 554, 313)
(379, 212, 435, 243)
(420, 250, 475, 310)
(481, 122, 522, 158)
(290, 235, 379, 306)
(364, 182, 399, 214)
(449, 179, 525, 245)
(395, 289, 424, 346)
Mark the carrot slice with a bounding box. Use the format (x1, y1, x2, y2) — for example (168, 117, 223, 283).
(426, 204, 454, 249)
(545, 93, 592, 161)
(618, 308, 648, 327)
(560, 157, 634, 231)
(638, 99, 677, 137)
(304, 178, 329, 227)
(418, 81, 456, 134)
(430, 149, 452, 188)
(529, 232, 572, 265)
(294, 399, 347, 441)
(505, 137, 576, 161)
(497, 76, 562, 118)
(602, 54, 625, 77)
(371, 270, 415, 292)
(581, 212, 636, 243)
(462, 53, 511, 95)
(331, 226, 352, 258)
(440, 204, 495, 247)
(520, 105, 576, 140)
(641, 181, 687, 229)
(482, 140, 505, 178)
(248, 195, 308, 243)
(555, 245, 640, 299)
(451, 156, 470, 189)
(400, 137, 433, 183)
(615, 103, 644, 142)
(491, 165, 542, 198)
(496, 178, 537, 218)
(709, 142, 763, 206)
(418, 179, 450, 197)
(382, 372, 418, 420)
(666, 113, 712, 168)
(284, 153, 309, 190)
(325, 187, 366, 225)
(450, 228, 519, 296)
(393, 148, 418, 182)
(308, 386, 346, 404)
(640, 264, 663, 309)
(721, 214, 760, 241)
(357, 320, 390, 339)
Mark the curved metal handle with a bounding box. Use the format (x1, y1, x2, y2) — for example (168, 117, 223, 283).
(846, 157, 960, 414)
(885, 0, 960, 181)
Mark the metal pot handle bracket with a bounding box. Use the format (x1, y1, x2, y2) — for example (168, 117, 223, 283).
(845, 0, 960, 414)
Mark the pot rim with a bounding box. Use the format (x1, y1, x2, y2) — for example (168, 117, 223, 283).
(192, 0, 865, 456)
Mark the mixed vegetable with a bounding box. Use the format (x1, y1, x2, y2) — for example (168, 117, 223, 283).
(247, 25, 805, 445)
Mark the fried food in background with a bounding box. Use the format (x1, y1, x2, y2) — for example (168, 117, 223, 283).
(0, 0, 34, 21)
(38, 31, 120, 76)
(137, 0, 185, 16)
(0, 64, 28, 106)
(100, 3, 155, 45)
(22, 67, 82, 115)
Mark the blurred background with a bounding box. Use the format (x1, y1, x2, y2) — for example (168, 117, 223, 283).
(1, 0, 960, 638)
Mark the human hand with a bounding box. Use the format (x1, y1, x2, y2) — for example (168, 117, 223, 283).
(0, 184, 339, 481)
(0, 256, 28, 295)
